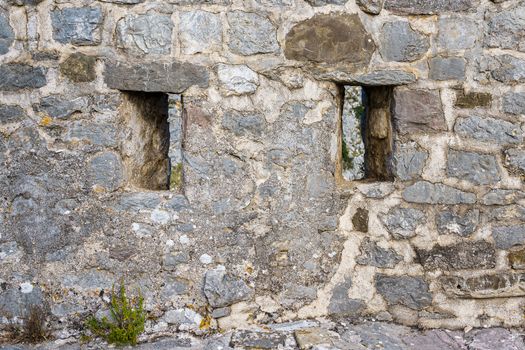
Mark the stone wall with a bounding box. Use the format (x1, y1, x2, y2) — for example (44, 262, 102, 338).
(0, 0, 524, 339)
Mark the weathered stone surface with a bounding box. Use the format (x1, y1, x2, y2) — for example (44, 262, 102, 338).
(222, 110, 265, 137)
(356, 0, 384, 14)
(0, 10, 14, 55)
(104, 61, 209, 93)
(328, 277, 365, 317)
(59, 53, 96, 82)
(164, 307, 202, 326)
(455, 90, 492, 109)
(0, 105, 26, 123)
(211, 307, 231, 319)
(392, 143, 427, 181)
(8, 0, 45, 4)
(436, 209, 479, 236)
(393, 89, 446, 134)
(487, 205, 525, 223)
(116, 192, 162, 211)
(99, 0, 143, 3)
(34, 95, 90, 119)
(482, 189, 525, 205)
(469, 328, 525, 350)
(180, 11, 222, 54)
(230, 331, 286, 349)
(447, 150, 501, 185)
(503, 92, 525, 115)
(492, 225, 525, 249)
(384, 0, 476, 14)
(51, 7, 103, 45)
(379, 21, 429, 62)
(403, 181, 476, 204)
(485, 6, 525, 52)
(0, 64, 47, 91)
(0, 284, 44, 318)
(352, 208, 369, 233)
(203, 267, 253, 307)
(217, 64, 259, 96)
(162, 278, 189, 298)
(116, 14, 173, 55)
(356, 238, 402, 268)
(508, 247, 525, 269)
(316, 70, 416, 85)
(381, 207, 426, 239)
(66, 121, 117, 147)
(375, 274, 432, 310)
(87, 152, 123, 192)
(417, 241, 496, 270)
(454, 115, 523, 145)
(357, 182, 395, 199)
(227, 12, 279, 55)
(438, 17, 478, 51)
(429, 57, 466, 81)
(285, 14, 375, 65)
(304, 0, 346, 5)
(505, 148, 525, 174)
(486, 55, 525, 84)
(294, 328, 340, 349)
(440, 273, 525, 298)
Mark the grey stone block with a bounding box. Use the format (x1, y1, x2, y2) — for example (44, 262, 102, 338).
(328, 276, 365, 317)
(429, 57, 466, 81)
(438, 17, 478, 51)
(416, 241, 496, 270)
(384, 0, 476, 14)
(392, 143, 428, 181)
(179, 11, 222, 54)
(356, 0, 384, 14)
(104, 61, 209, 93)
(34, 95, 90, 119)
(381, 207, 426, 239)
(503, 92, 525, 115)
(379, 21, 429, 62)
(51, 7, 103, 45)
(485, 6, 525, 52)
(505, 148, 525, 174)
(375, 274, 432, 310)
(203, 267, 253, 307)
(393, 89, 446, 134)
(482, 189, 525, 206)
(0, 105, 26, 123)
(493, 225, 525, 249)
(87, 152, 123, 192)
(0, 10, 14, 55)
(356, 238, 402, 268)
(436, 209, 479, 236)
(402, 181, 476, 204)
(0, 64, 47, 91)
(116, 13, 173, 55)
(227, 11, 279, 55)
(447, 150, 501, 185)
(454, 115, 523, 145)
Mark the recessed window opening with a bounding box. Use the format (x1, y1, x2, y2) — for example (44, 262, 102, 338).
(341, 85, 393, 181)
(119, 91, 183, 191)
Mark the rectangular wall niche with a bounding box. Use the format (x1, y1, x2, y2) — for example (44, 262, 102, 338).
(341, 86, 393, 181)
(120, 91, 183, 191)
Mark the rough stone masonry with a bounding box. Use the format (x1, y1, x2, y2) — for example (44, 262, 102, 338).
(0, 0, 524, 341)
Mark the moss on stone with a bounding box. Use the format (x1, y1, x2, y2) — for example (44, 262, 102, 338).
(170, 162, 183, 191)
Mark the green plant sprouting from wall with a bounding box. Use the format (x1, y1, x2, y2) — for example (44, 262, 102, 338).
(86, 280, 145, 346)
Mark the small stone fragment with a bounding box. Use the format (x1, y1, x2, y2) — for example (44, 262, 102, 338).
(505, 148, 525, 174)
(217, 64, 259, 96)
(508, 246, 525, 269)
(381, 207, 426, 239)
(454, 91, 491, 109)
(352, 208, 369, 233)
(356, 0, 384, 14)
(203, 267, 253, 307)
(375, 274, 432, 310)
(356, 238, 402, 268)
(328, 277, 365, 317)
(482, 189, 525, 206)
(59, 53, 96, 82)
(379, 21, 429, 62)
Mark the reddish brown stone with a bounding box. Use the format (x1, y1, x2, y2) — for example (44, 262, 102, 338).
(393, 89, 446, 134)
(284, 14, 375, 65)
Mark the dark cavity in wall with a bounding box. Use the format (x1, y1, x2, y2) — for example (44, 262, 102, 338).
(340, 85, 393, 181)
(119, 91, 170, 190)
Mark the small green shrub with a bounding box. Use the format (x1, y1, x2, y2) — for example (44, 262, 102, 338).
(86, 280, 145, 346)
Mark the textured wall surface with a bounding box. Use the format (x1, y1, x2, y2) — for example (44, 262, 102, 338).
(0, 0, 524, 340)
